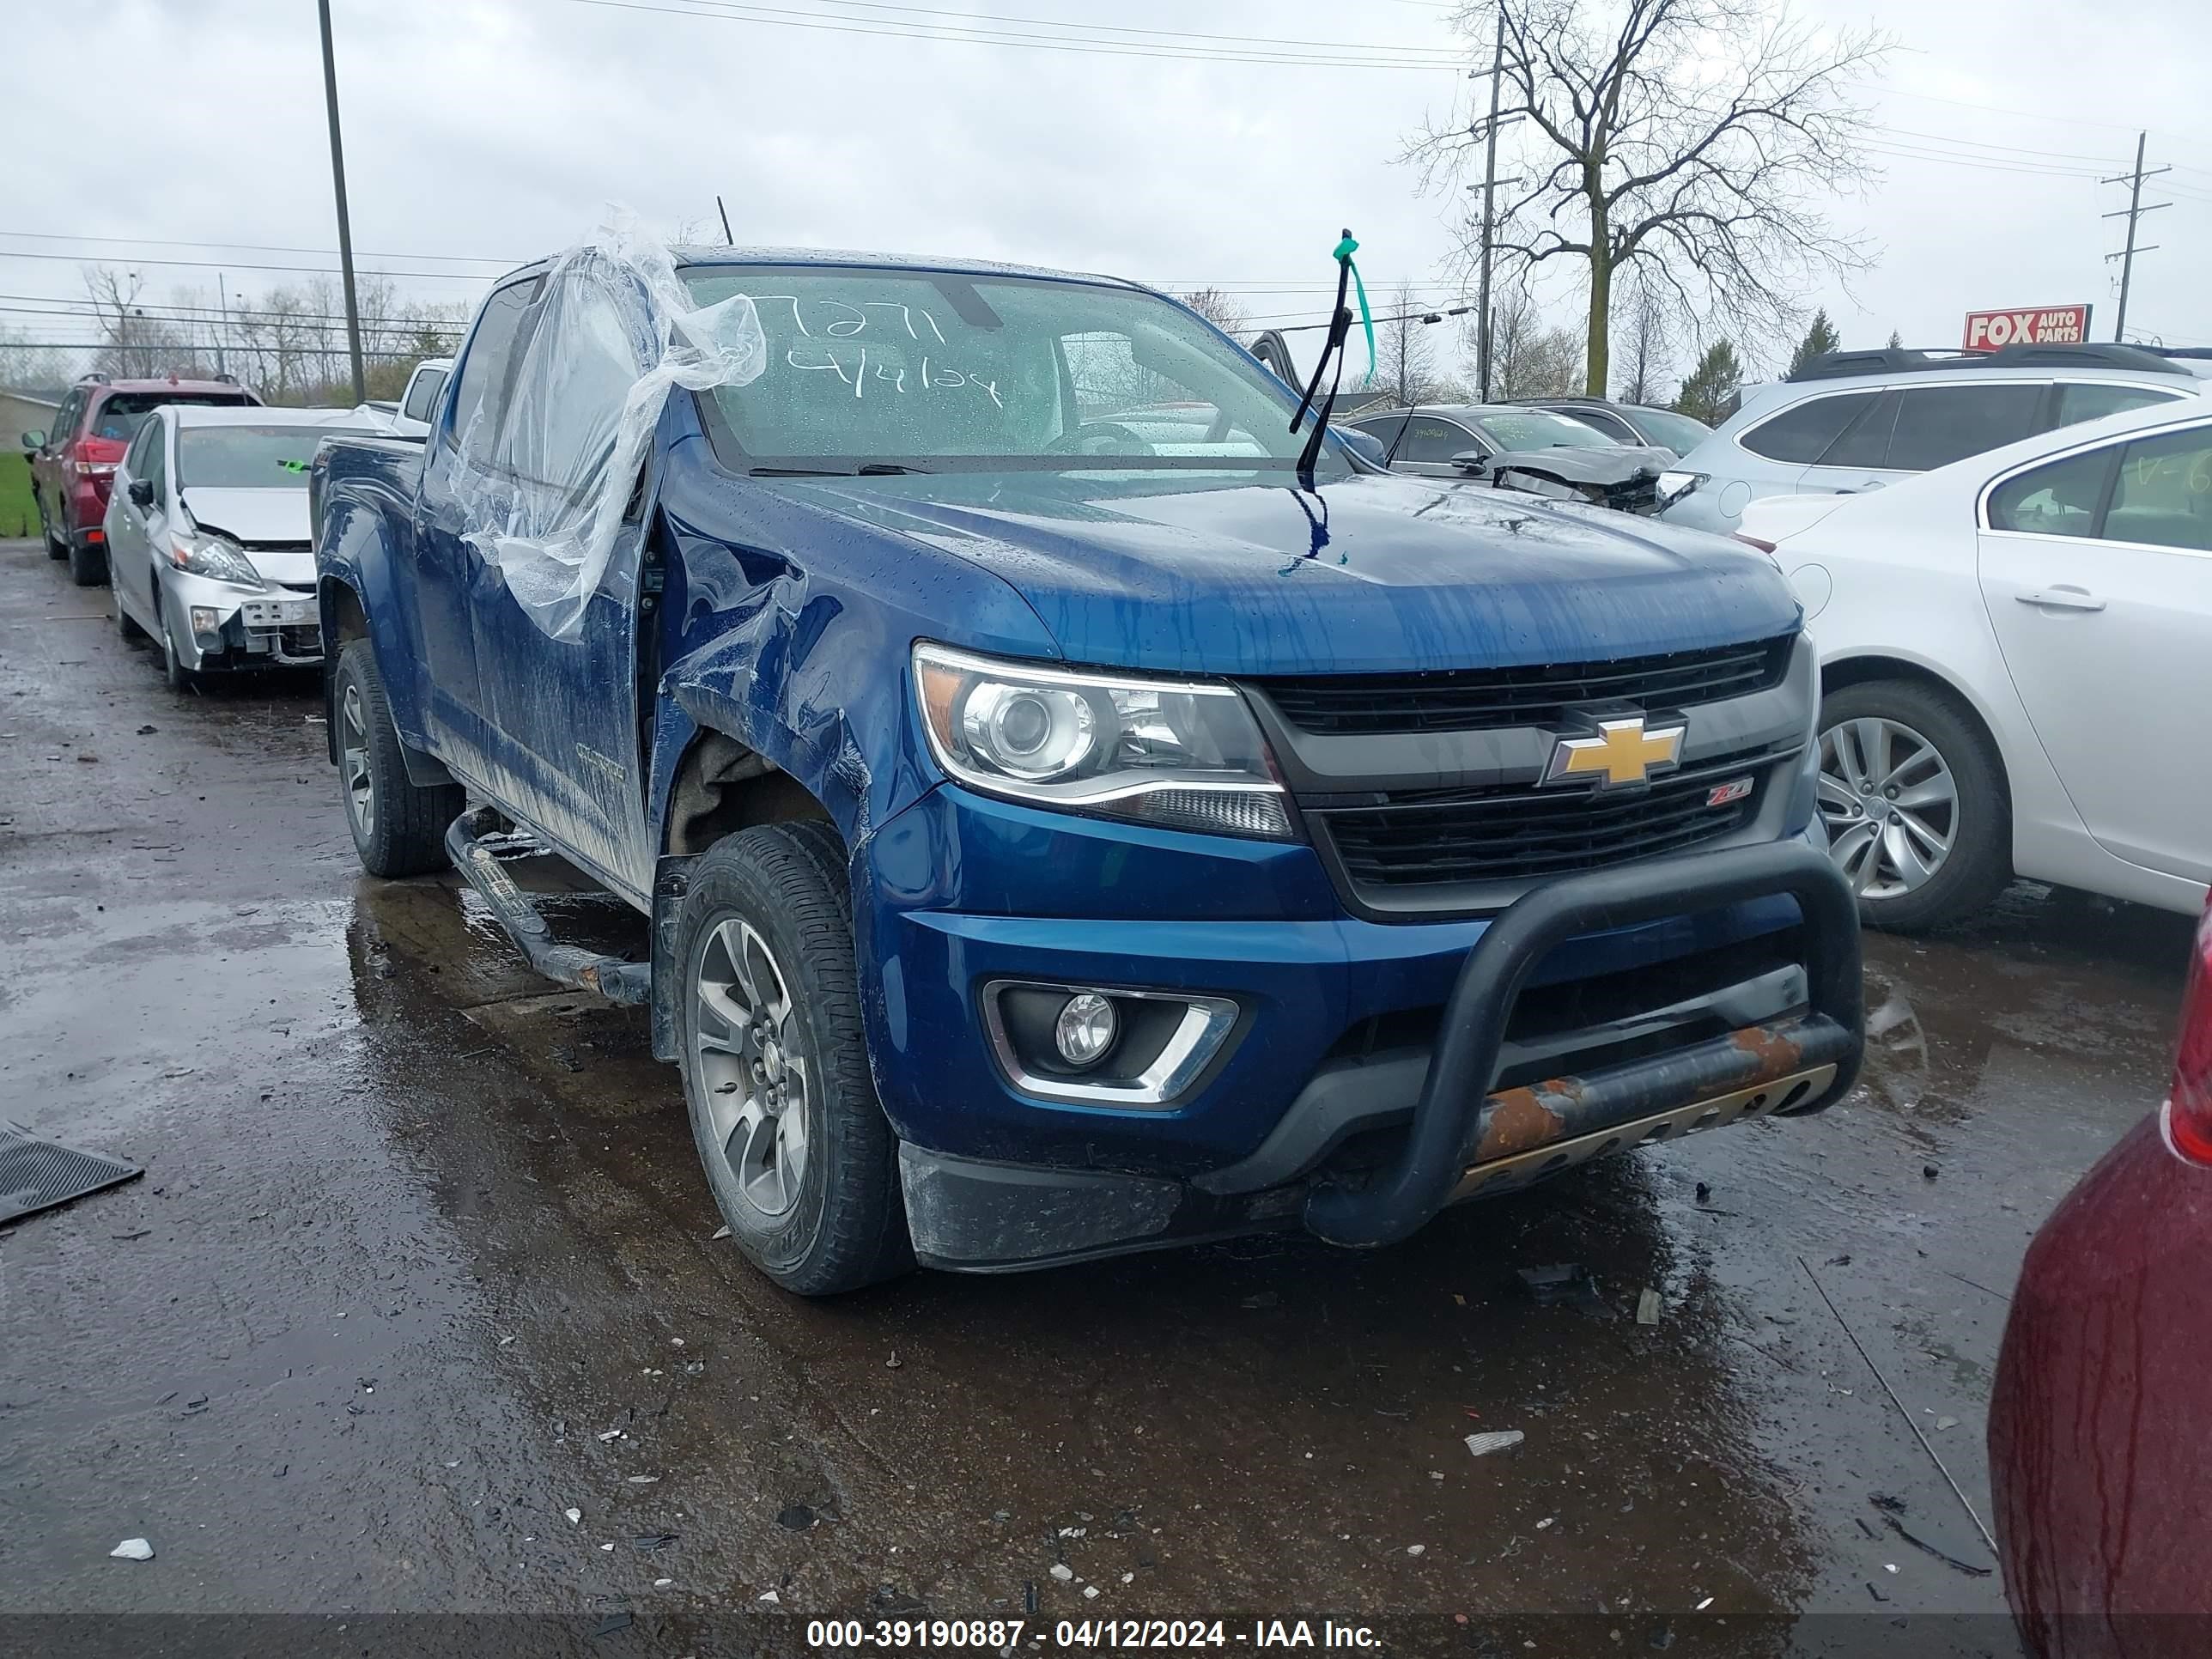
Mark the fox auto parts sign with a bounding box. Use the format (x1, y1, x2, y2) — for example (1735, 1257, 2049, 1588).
(1964, 306, 2094, 350)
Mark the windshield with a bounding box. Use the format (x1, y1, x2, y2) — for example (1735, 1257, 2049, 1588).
(682, 265, 1344, 475)
(1626, 407, 1711, 453)
(1472, 410, 1618, 451)
(177, 425, 362, 489)
(93, 392, 252, 441)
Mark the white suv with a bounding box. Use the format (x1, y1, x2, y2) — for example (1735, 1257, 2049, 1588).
(1657, 343, 2206, 537)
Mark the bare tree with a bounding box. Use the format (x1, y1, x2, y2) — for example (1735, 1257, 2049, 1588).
(0, 325, 73, 394)
(1375, 283, 1444, 407)
(1407, 0, 1887, 394)
(1176, 287, 1250, 336)
(1613, 272, 1669, 403)
(1486, 289, 1583, 398)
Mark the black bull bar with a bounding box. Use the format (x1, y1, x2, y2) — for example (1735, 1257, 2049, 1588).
(1303, 839, 1864, 1249)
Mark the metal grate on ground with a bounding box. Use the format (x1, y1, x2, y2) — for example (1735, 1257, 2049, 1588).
(0, 1122, 143, 1226)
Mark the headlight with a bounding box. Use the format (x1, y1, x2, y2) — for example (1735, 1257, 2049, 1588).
(170, 529, 265, 588)
(1656, 469, 1705, 507)
(913, 642, 1294, 841)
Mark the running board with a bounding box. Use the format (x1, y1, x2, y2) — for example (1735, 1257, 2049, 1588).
(444, 806, 651, 1006)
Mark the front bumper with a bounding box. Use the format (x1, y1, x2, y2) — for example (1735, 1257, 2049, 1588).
(865, 784, 1862, 1271)
(162, 571, 324, 670)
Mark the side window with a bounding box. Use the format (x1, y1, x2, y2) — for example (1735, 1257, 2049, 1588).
(448, 277, 543, 462)
(122, 419, 155, 477)
(2103, 427, 2212, 552)
(141, 420, 168, 500)
(1811, 391, 1899, 471)
(1884, 384, 2043, 472)
(1402, 419, 1479, 464)
(48, 391, 83, 447)
(2052, 381, 2181, 428)
(1739, 392, 1879, 463)
(1988, 447, 2115, 538)
(401, 365, 449, 424)
(1560, 408, 1638, 443)
(497, 277, 645, 491)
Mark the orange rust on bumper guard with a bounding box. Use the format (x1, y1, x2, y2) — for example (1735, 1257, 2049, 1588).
(1467, 1012, 1842, 1168)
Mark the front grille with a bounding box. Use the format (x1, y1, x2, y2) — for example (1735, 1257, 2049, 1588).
(1317, 759, 1763, 890)
(1259, 635, 1793, 736)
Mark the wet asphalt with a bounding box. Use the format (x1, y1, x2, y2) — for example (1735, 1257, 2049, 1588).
(0, 535, 2197, 1650)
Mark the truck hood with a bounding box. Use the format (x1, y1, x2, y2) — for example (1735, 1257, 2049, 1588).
(1482, 443, 1674, 484)
(181, 487, 315, 586)
(772, 469, 1799, 677)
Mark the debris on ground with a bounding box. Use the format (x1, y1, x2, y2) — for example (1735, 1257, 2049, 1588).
(631, 1532, 679, 1553)
(885, 1352, 903, 1370)
(777, 1504, 815, 1530)
(1050, 1564, 1074, 1582)
(1636, 1288, 1662, 1326)
(627, 1474, 659, 1485)
(1464, 1430, 1525, 1457)
(589, 1612, 632, 1638)
(1923, 1164, 1941, 1180)
(108, 1538, 154, 1561)
(1695, 1182, 1711, 1204)
(1885, 1516, 1994, 1577)
(565, 1508, 583, 1524)
(709, 1226, 730, 1241)
(1406, 1544, 1425, 1556)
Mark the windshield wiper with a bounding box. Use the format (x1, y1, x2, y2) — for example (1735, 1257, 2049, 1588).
(748, 462, 933, 477)
(1287, 228, 1375, 484)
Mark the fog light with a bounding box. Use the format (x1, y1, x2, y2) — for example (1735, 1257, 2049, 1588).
(190, 607, 222, 636)
(1053, 992, 1118, 1068)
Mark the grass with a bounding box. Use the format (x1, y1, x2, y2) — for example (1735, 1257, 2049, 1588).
(0, 453, 35, 540)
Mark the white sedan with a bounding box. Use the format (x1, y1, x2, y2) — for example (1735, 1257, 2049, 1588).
(1737, 396, 2211, 929)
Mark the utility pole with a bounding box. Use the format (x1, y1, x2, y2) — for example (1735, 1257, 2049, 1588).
(1474, 14, 1505, 404)
(2102, 131, 2170, 343)
(216, 272, 230, 379)
(318, 0, 368, 404)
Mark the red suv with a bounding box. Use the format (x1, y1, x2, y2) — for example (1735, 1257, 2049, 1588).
(24, 373, 260, 585)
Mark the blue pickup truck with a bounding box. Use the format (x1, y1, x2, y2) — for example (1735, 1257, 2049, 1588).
(313, 241, 1863, 1294)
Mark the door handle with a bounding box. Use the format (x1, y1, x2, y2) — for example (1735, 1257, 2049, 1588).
(2017, 586, 2106, 612)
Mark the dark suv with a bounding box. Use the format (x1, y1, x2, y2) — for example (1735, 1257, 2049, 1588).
(1504, 395, 1714, 456)
(25, 373, 259, 584)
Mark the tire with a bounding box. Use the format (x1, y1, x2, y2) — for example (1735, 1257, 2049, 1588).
(154, 593, 198, 694)
(68, 535, 109, 586)
(334, 638, 464, 878)
(114, 577, 145, 641)
(1816, 678, 2009, 933)
(675, 822, 910, 1296)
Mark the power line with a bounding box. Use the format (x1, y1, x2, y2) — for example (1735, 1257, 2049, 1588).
(793, 0, 1462, 58)
(0, 228, 514, 265)
(0, 246, 505, 282)
(531, 0, 1467, 69)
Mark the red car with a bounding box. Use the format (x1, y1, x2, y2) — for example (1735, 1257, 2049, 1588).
(1990, 890, 2212, 1657)
(24, 372, 258, 586)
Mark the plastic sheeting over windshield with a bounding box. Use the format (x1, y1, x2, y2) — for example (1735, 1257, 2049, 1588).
(453, 214, 768, 638)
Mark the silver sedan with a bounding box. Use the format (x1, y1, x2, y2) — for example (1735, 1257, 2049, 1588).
(104, 405, 375, 690)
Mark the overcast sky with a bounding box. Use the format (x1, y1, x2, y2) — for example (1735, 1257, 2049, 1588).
(6, 0, 2209, 391)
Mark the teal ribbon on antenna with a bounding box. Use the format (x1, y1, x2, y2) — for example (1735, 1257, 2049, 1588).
(1334, 232, 1375, 386)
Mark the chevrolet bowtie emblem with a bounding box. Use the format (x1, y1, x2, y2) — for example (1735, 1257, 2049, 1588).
(1544, 714, 1686, 788)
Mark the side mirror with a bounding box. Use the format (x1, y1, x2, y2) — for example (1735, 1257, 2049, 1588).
(1336, 428, 1388, 468)
(21, 429, 44, 451)
(128, 477, 156, 509)
(1449, 449, 1490, 474)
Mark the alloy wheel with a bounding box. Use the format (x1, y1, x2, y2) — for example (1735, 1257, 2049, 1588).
(1817, 715, 1958, 898)
(340, 683, 376, 844)
(691, 917, 811, 1221)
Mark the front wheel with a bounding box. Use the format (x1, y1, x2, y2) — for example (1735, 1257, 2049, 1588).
(676, 822, 909, 1296)
(1816, 678, 2009, 932)
(155, 596, 198, 693)
(333, 639, 464, 877)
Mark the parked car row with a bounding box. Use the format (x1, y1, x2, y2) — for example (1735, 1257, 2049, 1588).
(1663, 343, 2212, 930)
(16, 371, 403, 686)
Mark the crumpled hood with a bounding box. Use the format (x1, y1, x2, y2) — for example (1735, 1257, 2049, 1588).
(1486, 443, 1674, 484)
(770, 469, 1800, 677)
(181, 486, 315, 585)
